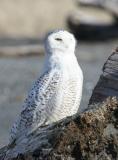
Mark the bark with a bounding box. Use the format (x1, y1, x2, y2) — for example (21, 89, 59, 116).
(0, 48, 118, 160)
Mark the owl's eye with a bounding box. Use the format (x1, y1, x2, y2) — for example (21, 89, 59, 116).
(55, 38, 63, 42)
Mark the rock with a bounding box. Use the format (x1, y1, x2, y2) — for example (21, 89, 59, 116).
(67, 7, 118, 40)
(0, 47, 118, 159)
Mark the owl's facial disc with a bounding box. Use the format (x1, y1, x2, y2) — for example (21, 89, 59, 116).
(45, 30, 76, 54)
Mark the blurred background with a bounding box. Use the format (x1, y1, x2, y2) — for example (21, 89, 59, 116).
(0, 0, 118, 147)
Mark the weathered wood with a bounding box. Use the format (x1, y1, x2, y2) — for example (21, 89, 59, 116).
(0, 45, 44, 56)
(0, 38, 44, 56)
(102, 1, 118, 17)
(89, 47, 118, 103)
(67, 7, 118, 40)
(0, 48, 118, 160)
(78, 0, 118, 17)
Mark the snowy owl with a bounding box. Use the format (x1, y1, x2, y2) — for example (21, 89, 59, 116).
(9, 30, 83, 144)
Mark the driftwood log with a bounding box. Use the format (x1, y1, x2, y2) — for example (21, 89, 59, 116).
(0, 48, 118, 160)
(0, 38, 44, 56)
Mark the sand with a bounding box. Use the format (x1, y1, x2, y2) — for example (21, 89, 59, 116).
(0, 0, 76, 37)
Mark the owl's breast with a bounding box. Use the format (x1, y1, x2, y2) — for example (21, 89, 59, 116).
(46, 74, 83, 123)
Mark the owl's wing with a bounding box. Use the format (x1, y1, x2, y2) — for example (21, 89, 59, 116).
(9, 68, 61, 143)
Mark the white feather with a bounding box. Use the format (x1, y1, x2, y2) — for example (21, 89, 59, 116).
(9, 30, 83, 144)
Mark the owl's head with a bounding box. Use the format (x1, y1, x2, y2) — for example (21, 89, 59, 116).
(45, 30, 76, 55)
